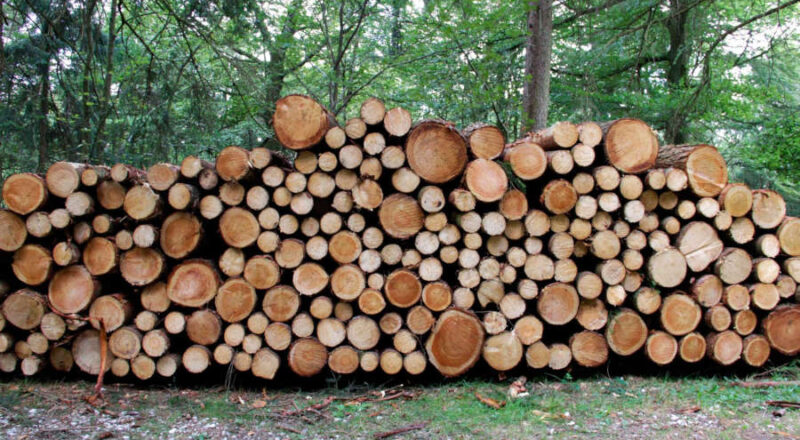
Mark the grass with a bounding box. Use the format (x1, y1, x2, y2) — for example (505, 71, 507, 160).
(1, 366, 800, 439)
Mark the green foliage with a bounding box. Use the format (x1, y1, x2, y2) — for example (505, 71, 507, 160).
(0, 0, 798, 212)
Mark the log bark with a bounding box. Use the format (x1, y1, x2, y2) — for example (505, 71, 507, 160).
(656, 144, 728, 197)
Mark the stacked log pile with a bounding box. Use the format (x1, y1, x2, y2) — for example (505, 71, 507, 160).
(1, 94, 799, 382)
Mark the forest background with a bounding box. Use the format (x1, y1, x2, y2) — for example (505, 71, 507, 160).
(1, 0, 799, 213)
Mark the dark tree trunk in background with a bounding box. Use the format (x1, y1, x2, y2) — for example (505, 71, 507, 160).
(38, 23, 51, 172)
(92, 0, 119, 162)
(665, 0, 690, 144)
(0, 0, 5, 78)
(522, 0, 553, 134)
(389, 0, 404, 56)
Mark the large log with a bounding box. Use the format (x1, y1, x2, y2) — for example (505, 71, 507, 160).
(425, 308, 484, 377)
(601, 119, 659, 174)
(273, 95, 331, 150)
(405, 120, 468, 183)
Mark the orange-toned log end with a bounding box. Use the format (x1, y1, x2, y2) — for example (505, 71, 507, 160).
(540, 179, 577, 215)
(385, 269, 422, 308)
(378, 194, 424, 239)
(215, 146, 252, 182)
(464, 123, 505, 160)
(679, 332, 707, 363)
(464, 159, 508, 203)
(601, 118, 658, 174)
(272, 95, 330, 150)
(219, 207, 260, 248)
(570, 330, 609, 368)
(602, 118, 658, 174)
(660, 293, 702, 336)
(166, 260, 220, 307)
(499, 189, 528, 221)
(706, 330, 742, 366)
(215, 278, 257, 323)
(405, 120, 468, 183)
(503, 141, 546, 180)
(606, 308, 648, 356)
(288, 338, 328, 377)
(425, 308, 484, 377)
(160, 213, 202, 259)
(645, 331, 678, 366)
(536, 282, 579, 325)
(763, 305, 800, 356)
(0, 209, 27, 252)
(48, 265, 97, 314)
(2, 173, 47, 215)
(742, 335, 771, 367)
(12, 244, 52, 286)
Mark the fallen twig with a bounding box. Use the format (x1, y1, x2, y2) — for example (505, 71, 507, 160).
(374, 421, 429, 439)
(767, 401, 800, 409)
(732, 381, 800, 388)
(475, 392, 506, 409)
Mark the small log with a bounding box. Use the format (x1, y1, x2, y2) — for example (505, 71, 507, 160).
(263, 285, 300, 323)
(656, 144, 728, 196)
(252, 348, 280, 379)
(504, 141, 546, 180)
(183, 345, 211, 374)
(734, 309, 758, 336)
(705, 305, 732, 332)
(540, 179, 577, 215)
(186, 310, 222, 345)
(750, 283, 780, 311)
(536, 282, 579, 325)
(288, 338, 328, 377)
(46, 162, 85, 198)
(425, 308, 484, 377)
(72, 329, 112, 375)
(676, 221, 723, 272)
(706, 330, 742, 366)
(571, 330, 609, 368)
(605, 308, 648, 356)
(660, 293, 702, 336)
(215, 278, 257, 323)
(273, 95, 330, 150)
(147, 163, 179, 191)
(751, 189, 786, 229)
(89, 294, 132, 332)
(714, 248, 752, 285)
(48, 265, 98, 314)
(166, 260, 219, 307)
(601, 118, 659, 173)
(647, 247, 686, 288)
(0, 210, 26, 252)
(742, 334, 770, 367)
(464, 123, 505, 159)
(109, 326, 142, 359)
(405, 120, 468, 183)
(384, 107, 413, 137)
(2, 173, 47, 215)
(482, 331, 523, 371)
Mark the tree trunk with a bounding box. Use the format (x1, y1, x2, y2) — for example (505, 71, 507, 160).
(521, 0, 553, 133)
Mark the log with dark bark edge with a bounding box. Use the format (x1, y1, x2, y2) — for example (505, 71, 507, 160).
(272, 94, 331, 150)
(528, 121, 579, 150)
(463, 123, 505, 160)
(718, 183, 752, 217)
(405, 120, 468, 183)
(463, 159, 508, 203)
(656, 144, 728, 197)
(600, 118, 659, 174)
(425, 308, 484, 377)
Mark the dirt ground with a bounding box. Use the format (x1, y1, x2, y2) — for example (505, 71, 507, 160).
(1, 373, 799, 439)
